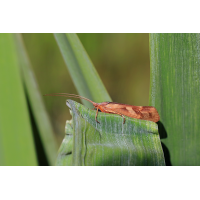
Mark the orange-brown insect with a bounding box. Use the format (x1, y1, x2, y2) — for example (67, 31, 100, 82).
(44, 93, 160, 124)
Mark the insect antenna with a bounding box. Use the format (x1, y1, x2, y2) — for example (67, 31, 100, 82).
(43, 93, 96, 105)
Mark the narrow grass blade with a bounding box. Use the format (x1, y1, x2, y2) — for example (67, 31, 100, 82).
(56, 100, 165, 166)
(54, 33, 111, 108)
(13, 34, 58, 165)
(149, 33, 200, 165)
(0, 34, 37, 165)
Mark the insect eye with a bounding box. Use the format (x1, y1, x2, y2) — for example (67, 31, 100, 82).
(66, 101, 71, 109)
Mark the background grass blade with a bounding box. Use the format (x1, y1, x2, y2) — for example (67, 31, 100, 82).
(149, 33, 200, 165)
(13, 34, 58, 165)
(0, 34, 37, 165)
(56, 100, 165, 166)
(54, 33, 111, 108)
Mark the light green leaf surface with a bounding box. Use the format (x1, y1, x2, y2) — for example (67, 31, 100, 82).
(56, 119, 73, 166)
(13, 34, 58, 165)
(0, 34, 37, 165)
(149, 33, 200, 165)
(56, 100, 165, 166)
(54, 33, 111, 108)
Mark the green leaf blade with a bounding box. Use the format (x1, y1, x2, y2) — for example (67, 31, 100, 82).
(0, 33, 37, 165)
(54, 33, 111, 108)
(13, 34, 58, 165)
(56, 120, 73, 166)
(149, 33, 200, 165)
(56, 100, 165, 166)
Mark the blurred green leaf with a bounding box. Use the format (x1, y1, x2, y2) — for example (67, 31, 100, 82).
(54, 33, 111, 108)
(56, 100, 165, 166)
(149, 33, 200, 165)
(13, 34, 58, 165)
(0, 34, 37, 165)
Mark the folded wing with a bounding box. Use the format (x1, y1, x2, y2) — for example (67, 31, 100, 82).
(103, 102, 160, 122)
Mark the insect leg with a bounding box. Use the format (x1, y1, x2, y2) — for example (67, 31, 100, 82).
(95, 108, 100, 123)
(113, 112, 126, 124)
(119, 114, 125, 124)
(116, 113, 125, 124)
